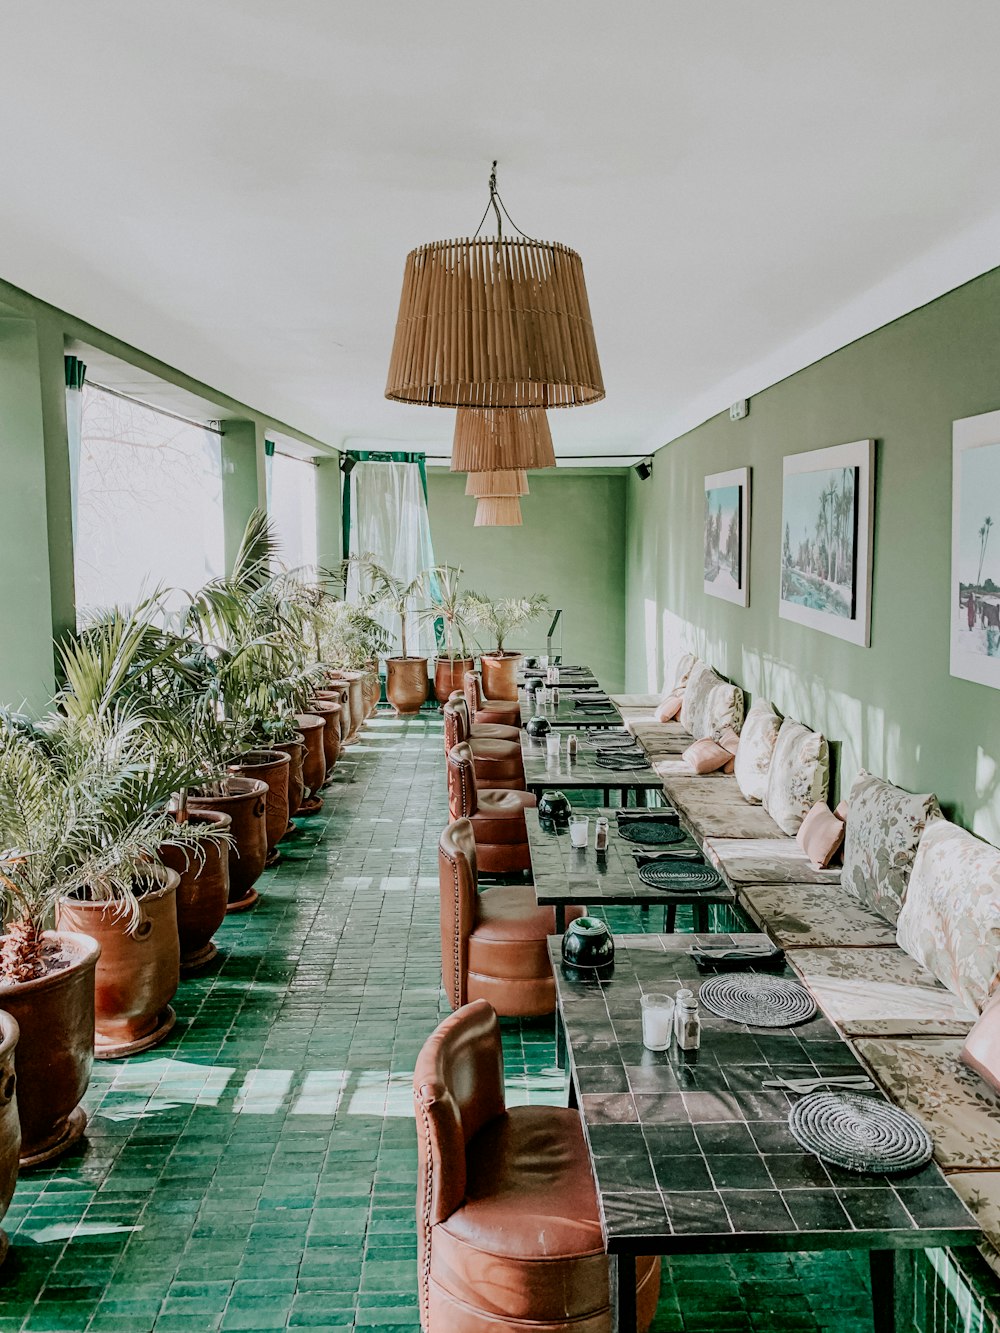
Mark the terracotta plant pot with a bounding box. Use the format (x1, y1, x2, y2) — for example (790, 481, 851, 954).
(316, 683, 351, 747)
(294, 713, 327, 812)
(0, 931, 99, 1168)
(230, 749, 291, 866)
(386, 657, 429, 716)
(273, 734, 306, 821)
(434, 656, 475, 706)
(188, 776, 268, 911)
(307, 700, 342, 774)
(481, 651, 523, 702)
(0, 1012, 19, 1259)
(57, 866, 181, 1060)
(342, 672, 367, 741)
(159, 810, 232, 973)
(362, 668, 381, 717)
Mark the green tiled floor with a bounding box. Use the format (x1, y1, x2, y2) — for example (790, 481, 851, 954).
(0, 715, 992, 1331)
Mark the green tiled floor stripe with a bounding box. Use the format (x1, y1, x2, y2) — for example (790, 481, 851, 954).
(0, 715, 993, 1331)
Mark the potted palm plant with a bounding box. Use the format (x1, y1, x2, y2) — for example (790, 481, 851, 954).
(465, 593, 549, 700)
(420, 565, 477, 706)
(311, 597, 391, 739)
(362, 559, 429, 716)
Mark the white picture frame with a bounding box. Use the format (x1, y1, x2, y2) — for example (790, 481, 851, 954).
(704, 467, 751, 607)
(778, 439, 875, 647)
(951, 409, 1000, 690)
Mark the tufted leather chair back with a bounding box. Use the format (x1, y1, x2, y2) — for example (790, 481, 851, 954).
(442, 700, 469, 753)
(437, 819, 478, 1010)
(446, 742, 478, 820)
(463, 670, 484, 715)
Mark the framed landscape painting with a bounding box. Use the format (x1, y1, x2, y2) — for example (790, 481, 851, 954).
(704, 467, 750, 606)
(951, 408, 1000, 690)
(779, 439, 875, 647)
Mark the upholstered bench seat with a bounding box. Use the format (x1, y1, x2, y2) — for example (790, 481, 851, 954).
(741, 884, 897, 948)
(705, 837, 841, 887)
(787, 947, 978, 1038)
(855, 1037, 1000, 1171)
(660, 774, 784, 842)
(630, 721, 693, 756)
(609, 692, 661, 710)
(948, 1175, 1000, 1279)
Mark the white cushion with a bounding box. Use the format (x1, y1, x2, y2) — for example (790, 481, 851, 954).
(763, 719, 829, 836)
(733, 700, 782, 804)
(896, 819, 1000, 1013)
(673, 653, 698, 690)
(679, 660, 714, 736)
(679, 661, 744, 741)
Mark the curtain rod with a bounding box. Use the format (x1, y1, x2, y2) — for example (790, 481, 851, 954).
(270, 446, 318, 467)
(87, 380, 224, 435)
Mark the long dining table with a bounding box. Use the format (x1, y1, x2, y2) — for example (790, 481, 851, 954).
(549, 932, 979, 1333)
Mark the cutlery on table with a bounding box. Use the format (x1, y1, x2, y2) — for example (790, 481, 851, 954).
(762, 1075, 875, 1093)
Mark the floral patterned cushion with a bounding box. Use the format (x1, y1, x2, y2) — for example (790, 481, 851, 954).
(660, 775, 784, 841)
(733, 700, 782, 804)
(741, 884, 897, 948)
(896, 819, 1000, 1013)
(679, 660, 715, 736)
(857, 1037, 1000, 1171)
(705, 837, 841, 887)
(949, 1174, 1000, 1279)
(762, 719, 829, 836)
(840, 770, 941, 925)
(786, 947, 977, 1037)
(673, 653, 699, 689)
(631, 721, 692, 757)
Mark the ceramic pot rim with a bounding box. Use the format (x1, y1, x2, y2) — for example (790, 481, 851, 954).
(191, 776, 268, 804)
(293, 714, 325, 733)
(170, 809, 232, 832)
(0, 929, 101, 999)
(230, 749, 291, 772)
(59, 863, 180, 916)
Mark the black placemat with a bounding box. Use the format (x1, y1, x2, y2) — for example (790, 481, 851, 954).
(620, 821, 688, 845)
(636, 861, 722, 893)
(788, 1091, 934, 1174)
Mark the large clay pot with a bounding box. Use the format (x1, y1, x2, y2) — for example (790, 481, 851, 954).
(294, 714, 327, 812)
(159, 811, 232, 973)
(320, 680, 352, 743)
(273, 735, 306, 822)
(362, 668, 381, 717)
(0, 1012, 19, 1259)
(188, 777, 268, 911)
(57, 866, 181, 1060)
(339, 671, 366, 741)
(434, 656, 475, 706)
(481, 651, 522, 702)
(0, 931, 98, 1168)
(307, 700, 342, 774)
(230, 749, 291, 865)
(386, 657, 428, 716)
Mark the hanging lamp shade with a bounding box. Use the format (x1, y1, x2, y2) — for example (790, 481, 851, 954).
(465, 469, 529, 498)
(385, 237, 603, 409)
(451, 407, 556, 472)
(475, 496, 523, 527)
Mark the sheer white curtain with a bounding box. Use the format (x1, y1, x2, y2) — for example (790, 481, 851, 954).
(346, 460, 436, 657)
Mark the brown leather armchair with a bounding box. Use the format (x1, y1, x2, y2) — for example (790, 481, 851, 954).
(447, 743, 535, 874)
(447, 690, 520, 743)
(439, 819, 581, 1017)
(464, 670, 522, 728)
(414, 999, 661, 1333)
(443, 701, 525, 791)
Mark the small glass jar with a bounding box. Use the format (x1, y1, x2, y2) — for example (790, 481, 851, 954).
(594, 816, 609, 851)
(674, 990, 701, 1051)
(569, 814, 590, 849)
(567, 734, 578, 758)
(641, 993, 675, 1051)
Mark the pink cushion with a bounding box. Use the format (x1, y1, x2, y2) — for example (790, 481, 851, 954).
(834, 799, 849, 821)
(683, 737, 734, 775)
(962, 991, 1000, 1093)
(796, 802, 846, 869)
(655, 692, 683, 723)
(717, 727, 741, 756)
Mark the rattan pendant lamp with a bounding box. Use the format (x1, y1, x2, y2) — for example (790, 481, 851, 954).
(475, 496, 523, 527)
(451, 405, 556, 473)
(385, 163, 604, 412)
(465, 469, 528, 497)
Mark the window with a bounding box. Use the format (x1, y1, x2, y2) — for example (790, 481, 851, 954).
(73, 386, 225, 622)
(267, 450, 318, 573)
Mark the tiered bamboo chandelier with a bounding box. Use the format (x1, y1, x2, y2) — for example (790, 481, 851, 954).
(385, 163, 603, 524)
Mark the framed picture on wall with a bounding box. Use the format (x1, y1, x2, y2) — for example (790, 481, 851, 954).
(704, 467, 751, 607)
(951, 408, 1000, 690)
(778, 439, 875, 647)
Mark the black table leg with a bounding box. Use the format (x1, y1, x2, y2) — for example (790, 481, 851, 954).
(555, 1009, 565, 1070)
(610, 1254, 638, 1333)
(636, 787, 648, 808)
(694, 902, 709, 932)
(555, 905, 566, 934)
(870, 1249, 914, 1333)
(665, 904, 677, 932)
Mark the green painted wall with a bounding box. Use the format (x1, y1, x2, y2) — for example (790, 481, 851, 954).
(625, 266, 1000, 841)
(426, 469, 628, 691)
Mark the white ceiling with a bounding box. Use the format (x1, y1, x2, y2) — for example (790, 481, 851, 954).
(3, 2, 1000, 461)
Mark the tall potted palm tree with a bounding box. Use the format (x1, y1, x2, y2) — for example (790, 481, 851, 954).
(465, 593, 549, 700)
(362, 559, 429, 716)
(420, 565, 477, 706)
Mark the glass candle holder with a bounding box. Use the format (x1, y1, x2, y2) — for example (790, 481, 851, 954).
(641, 992, 675, 1051)
(545, 733, 561, 759)
(569, 814, 590, 849)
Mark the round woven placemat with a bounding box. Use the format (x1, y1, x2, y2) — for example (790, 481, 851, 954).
(788, 1091, 933, 1174)
(636, 861, 723, 892)
(698, 973, 817, 1027)
(620, 821, 687, 845)
(594, 753, 651, 771)
(591, 738, 641, 753)
(589, 728, 630, 740)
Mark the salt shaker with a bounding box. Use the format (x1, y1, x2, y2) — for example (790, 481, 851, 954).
(567, 734, 578, 758)
(551, 686, 560, 705)
(674, 989, 701, 1051)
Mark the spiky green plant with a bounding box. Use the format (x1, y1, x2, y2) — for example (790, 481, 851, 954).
(359, 558, 427, 659)
(463, 592, 549, 655)
(0, 706, 218, 982)
(418, 565, 474, 660)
